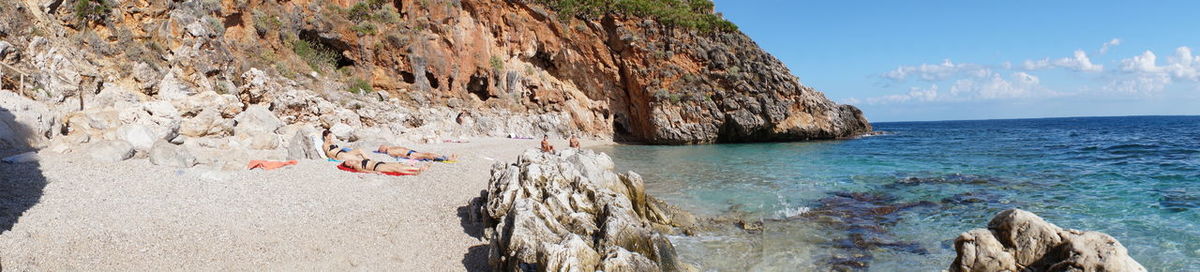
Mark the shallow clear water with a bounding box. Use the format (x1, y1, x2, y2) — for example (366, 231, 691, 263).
(595, 116, 1200, 271)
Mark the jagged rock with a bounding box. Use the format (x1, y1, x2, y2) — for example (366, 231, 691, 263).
(233, 104, 283, 136)
(601, 247, 661, 272)
(248, 133, 279, 150)
(0, 91, 54, 150)
(157, 69, 194, 101)
(285, 131, 320, 160)
(0, 40, 13, 59)
(482, 150, 692, 271)
(179, 109, 233, 137)
(949, 209, 1146, 272)
(329, 123, 354, 141)
(88, 140, 135, 162)
(149, 140, 197, 168)
(133, 62, 161, 90)
(116, 124, 157, 151)
(175, 91, 242, 117)
(185, 21, 209, 38)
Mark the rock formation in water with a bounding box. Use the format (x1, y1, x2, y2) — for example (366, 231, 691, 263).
(0, 0, 870, 158)
(479, 149, 696, 271)
(950, 209, 1146, 272)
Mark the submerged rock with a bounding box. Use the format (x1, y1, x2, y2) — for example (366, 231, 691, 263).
(481, 149, 693, 271)
(949, 209, 1146, 272)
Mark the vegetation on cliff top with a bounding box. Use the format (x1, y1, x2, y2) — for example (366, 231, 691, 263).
(537, 0, 737, 32)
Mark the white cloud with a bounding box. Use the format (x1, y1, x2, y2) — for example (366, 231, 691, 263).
(1099, 38, 1121, 54)
(882, 59, 987, 82)
(860, 71, 1045, 105)
(1110, 46, 1200, 93)
(1023, 50, 1103, 72)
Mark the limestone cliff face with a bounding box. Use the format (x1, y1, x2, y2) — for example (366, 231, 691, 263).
(0, 0, 869, 144)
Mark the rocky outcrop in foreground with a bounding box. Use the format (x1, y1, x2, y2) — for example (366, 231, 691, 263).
(480, 149, 696, 271)
(950, 209, 1146, 272)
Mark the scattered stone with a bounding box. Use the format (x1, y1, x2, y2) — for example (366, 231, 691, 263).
(88, 140, 135, 162)
(949, 209, 1146, 272)
(149, 140, 197, 168)
(157, 70, 194, 101)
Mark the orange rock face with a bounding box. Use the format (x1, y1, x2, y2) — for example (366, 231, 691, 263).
(8, 0, 870, 144)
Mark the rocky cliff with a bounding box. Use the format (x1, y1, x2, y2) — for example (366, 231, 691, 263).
(0, 0, 869, 147)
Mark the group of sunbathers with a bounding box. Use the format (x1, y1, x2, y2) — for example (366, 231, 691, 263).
(540, 134, 581, 153)
(323, 129, 584, 175)
(322, 130, 457, 175)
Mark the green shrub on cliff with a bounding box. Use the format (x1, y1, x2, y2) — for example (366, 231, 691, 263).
(347, 78, 374, 94)
(73, 0, 112, 24)
(291, 38, 338, 71)
(538, 0, 737, 32)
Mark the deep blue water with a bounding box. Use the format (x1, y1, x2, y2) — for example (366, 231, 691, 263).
(595, 116, 1200, 271)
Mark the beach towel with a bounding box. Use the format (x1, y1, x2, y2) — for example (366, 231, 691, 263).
(336, 164, 416, 176)
(247, 160, 298, 170)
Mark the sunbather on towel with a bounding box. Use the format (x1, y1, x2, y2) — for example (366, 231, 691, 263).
(323, 130, 369, 161)
(341, 158, 428, 174)
(377, 145, 458, 161)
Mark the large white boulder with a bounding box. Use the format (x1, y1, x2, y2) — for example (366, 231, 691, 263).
(233, 104, 283, 136)
(179, 109, 233, 137)
(149, 140, 197, 168)
(0, 91, 54, 150)
(116, 124, 157, 151)
(949, 209, 1147, 272)
(88, 140, 135, 162)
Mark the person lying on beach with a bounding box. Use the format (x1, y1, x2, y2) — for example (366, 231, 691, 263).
(377, 145, 458, 161)
(340, 158, 428, 175)
(569, 135, 580, 149)
(541, 135, 556, 153)
(323, 130, 369, 161)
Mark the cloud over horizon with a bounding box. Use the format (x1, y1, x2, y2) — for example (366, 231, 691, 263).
(852, 39, 1200, 105)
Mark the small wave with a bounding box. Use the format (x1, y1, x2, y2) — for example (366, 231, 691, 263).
(775, 206, 810, 219)
(1102, 143, 1159, 151)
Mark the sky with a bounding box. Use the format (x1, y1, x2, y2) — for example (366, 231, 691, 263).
(711, 0, 1200, 122)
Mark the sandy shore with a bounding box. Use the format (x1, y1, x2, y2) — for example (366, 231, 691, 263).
(0, 137, 608, 270)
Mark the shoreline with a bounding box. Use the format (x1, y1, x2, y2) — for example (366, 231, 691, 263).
(0, 137, 608, 270)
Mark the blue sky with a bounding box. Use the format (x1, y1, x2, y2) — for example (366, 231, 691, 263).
(712, 0, 1200, 122)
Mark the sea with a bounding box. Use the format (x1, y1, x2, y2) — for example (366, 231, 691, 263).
(594, 115, 1200, 271)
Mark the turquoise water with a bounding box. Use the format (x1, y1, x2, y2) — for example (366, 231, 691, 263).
(595, 116, 1200, 271)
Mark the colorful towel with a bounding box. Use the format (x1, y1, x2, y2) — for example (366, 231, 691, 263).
(247, 160, 298, 170)
(336, 164, 416, 176)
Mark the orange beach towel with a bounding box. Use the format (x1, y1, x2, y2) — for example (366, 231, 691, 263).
(247, 160, 298, 170)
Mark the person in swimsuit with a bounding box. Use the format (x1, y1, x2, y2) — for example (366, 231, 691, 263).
(323, 130, 369, 161)
(569, 134, 580, 149)
(540, 135, 556, 153)
(377, 145, 458, 161)
(340, 158, 428, 175)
